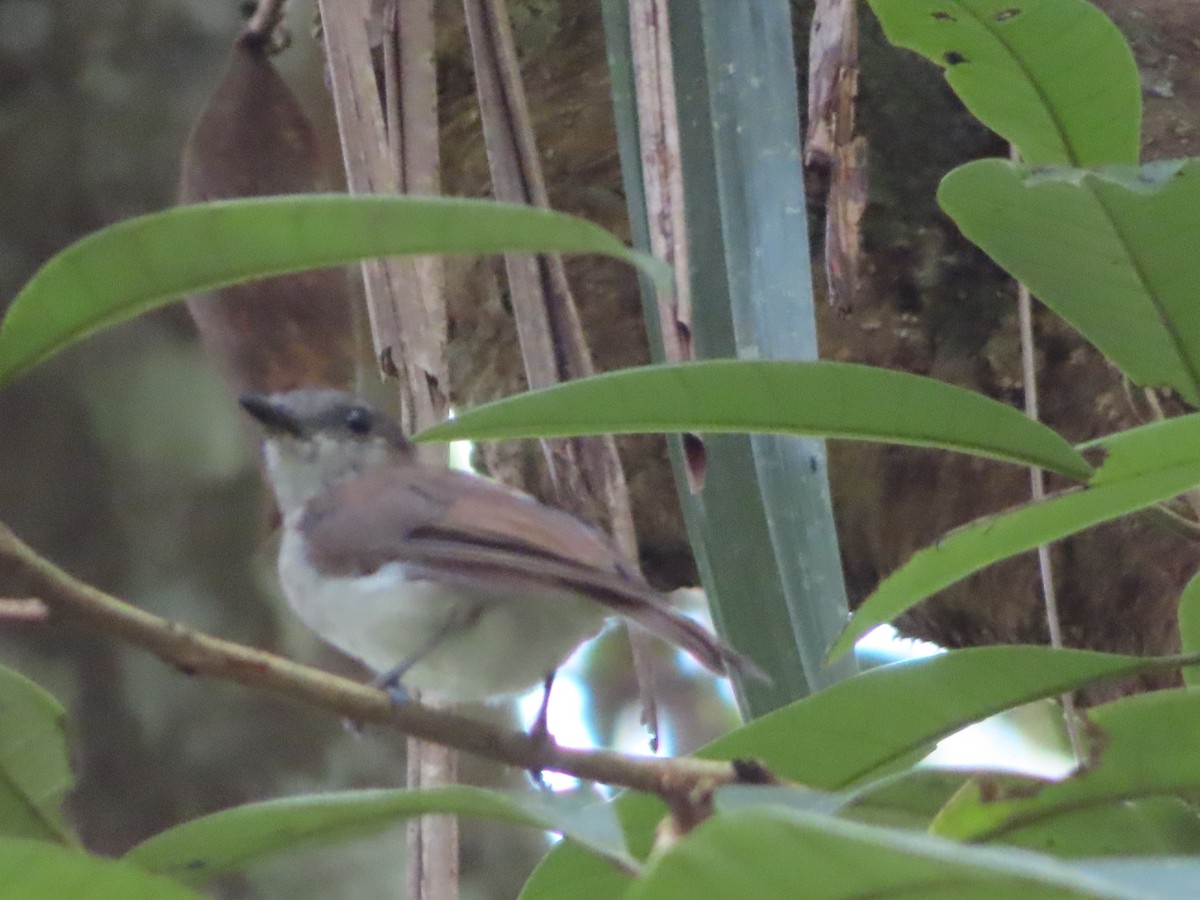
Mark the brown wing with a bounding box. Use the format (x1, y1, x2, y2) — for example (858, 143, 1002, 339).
(300, 463, 625, 575)
(299, 463, 762, 678)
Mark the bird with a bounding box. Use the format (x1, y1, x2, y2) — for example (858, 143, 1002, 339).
(239, 387, 758, 708)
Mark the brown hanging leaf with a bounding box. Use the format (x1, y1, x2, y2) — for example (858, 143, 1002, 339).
(179, 33, 355, 395)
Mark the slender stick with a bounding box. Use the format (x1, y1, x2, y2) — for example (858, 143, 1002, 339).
(1017, 277, 1084, 763)
(0, 597, 47, 623)
(0, 521, 768, 813)
(1005, 138, 1081, 762)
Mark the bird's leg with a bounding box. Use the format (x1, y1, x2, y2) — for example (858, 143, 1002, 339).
(527, 670, 557, 790)
(373, 605, 484, 705)
(530, 670, 557, 742)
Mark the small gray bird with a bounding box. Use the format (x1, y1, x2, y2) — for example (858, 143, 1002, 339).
(240, 388, 755, 706)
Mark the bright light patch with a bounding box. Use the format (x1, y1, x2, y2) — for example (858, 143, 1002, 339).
(923, 703, 1077, 779)
(855, 623, 943, 662)
(856, 625, 1076, 779)
(518, 648, 598, 793)
(444, 409, 475, 473)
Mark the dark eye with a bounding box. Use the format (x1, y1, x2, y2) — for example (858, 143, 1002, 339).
(345, 406, 373, 436)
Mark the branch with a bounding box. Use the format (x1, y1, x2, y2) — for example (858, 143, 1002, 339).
(0, 597, 47, 623)
(0, 520, 775, 802)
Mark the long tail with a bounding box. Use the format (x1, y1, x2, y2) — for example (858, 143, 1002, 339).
(596, 583, 770, 682)
(400, 540, 770, 682)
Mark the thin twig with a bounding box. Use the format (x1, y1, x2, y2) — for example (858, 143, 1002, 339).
(0, 597, 48, 623)
(0, 521, 770, 804)
(1017, 277, 1084, 763)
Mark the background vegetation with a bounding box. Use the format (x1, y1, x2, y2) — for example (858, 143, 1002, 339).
(3, 0, 1200, 897)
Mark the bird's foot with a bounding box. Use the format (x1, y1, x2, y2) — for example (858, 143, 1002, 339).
(384, 683, 413, 706)
(372, 666, 415, 706)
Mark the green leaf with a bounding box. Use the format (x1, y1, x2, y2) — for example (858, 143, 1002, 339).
(940, 159, 1200, 405)
(600, 0, 856, 712)
(125, 786, 631, 887)
(713, 784, 852, 818)
(0, 838, 202, 900)
(518, 834, 632, 900)
(0, 666, 72, 843)
(421, 360, 1092, 481)
(840, 768, 973, 830)
(713, 647, 1192, 790)
(932, 689, 1200, 844)
(832, 413, 1200, 658)
(0, 195, 669, 387)
(626, 807, 1151, 899)
(521, 647, 1188, 898)
(1002, 797, 1200, 857)
(668, 0, 859, 711)
(1178, 570, 1200, 688)
(867, 0, 1139, 165)
(711, 774, 971, 831)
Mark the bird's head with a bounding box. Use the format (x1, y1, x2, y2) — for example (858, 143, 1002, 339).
(239, 388, 415, 515)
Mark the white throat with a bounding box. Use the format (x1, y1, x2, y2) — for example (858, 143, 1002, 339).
(263, 433, 395, 518)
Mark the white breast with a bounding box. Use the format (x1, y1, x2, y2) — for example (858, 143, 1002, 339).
(276, 524, 607, 704)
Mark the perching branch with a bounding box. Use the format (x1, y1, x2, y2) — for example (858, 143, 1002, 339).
(0, 519, 775, 803)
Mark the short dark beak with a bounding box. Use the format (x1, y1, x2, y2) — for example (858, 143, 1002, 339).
(239, 392, 303, 437)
